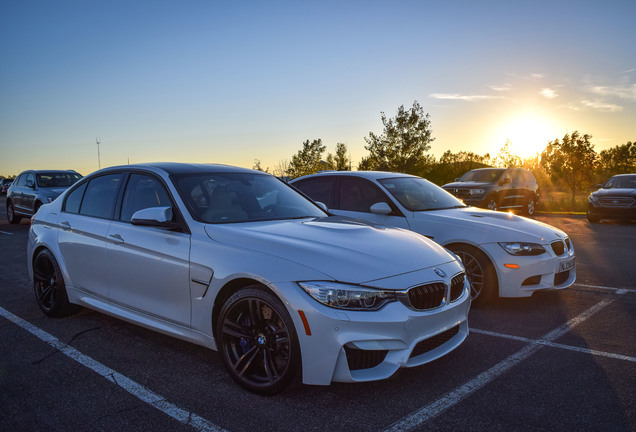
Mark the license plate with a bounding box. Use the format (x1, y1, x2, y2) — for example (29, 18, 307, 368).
(559, 257, 574, 272)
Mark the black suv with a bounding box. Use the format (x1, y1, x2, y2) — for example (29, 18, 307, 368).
(442, 167, 539, 215)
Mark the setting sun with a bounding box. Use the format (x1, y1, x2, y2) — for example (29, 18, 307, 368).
(494, 112, 563, 160)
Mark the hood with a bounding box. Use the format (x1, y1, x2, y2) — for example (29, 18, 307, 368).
(419, 207, 568, 244)
(204, 216, 456, 284)
(590, 188, 636, 198)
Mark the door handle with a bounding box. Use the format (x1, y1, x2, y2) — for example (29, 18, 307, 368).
(60, 221, 71, 230)
(108, 234, 124, 245)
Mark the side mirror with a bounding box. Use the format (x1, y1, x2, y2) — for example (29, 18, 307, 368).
(594, 184, 602, 190)
(316, 201, 328, 212)
(454, 178, 460, 182)
(131, 206, 179, 229)
(370, 202, 392, 215)
(25, 179, 35, 188)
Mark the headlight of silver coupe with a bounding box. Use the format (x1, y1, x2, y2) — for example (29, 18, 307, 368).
(299, 281, 396, 311)
(498, 242, 546, 256)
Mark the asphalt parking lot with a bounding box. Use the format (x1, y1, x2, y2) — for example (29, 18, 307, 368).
(1, 197, 634, 432)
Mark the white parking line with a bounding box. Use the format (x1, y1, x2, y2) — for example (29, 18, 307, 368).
(0, 231, 13, 235)
(0, 306, 228, 432)
(383, 299, 615, 432)
(471, 328, 636, 363)
(574, 283, 634, 294)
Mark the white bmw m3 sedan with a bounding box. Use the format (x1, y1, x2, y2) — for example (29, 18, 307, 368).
(28, 163, 470, 394)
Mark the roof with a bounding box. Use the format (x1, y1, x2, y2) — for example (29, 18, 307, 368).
(99, 162, 262, 176)
(292, 170, 418, 182)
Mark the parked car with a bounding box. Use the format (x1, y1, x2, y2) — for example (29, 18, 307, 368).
(442, 167, 539, 215)
(0, 178, 13, 195)
(28, 163, 470, 394)
(6, 170, 82, 223)
(291, 171, 575, 305)
(587, 173, 636, 223)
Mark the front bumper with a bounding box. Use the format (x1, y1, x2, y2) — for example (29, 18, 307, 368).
(274, 267, 471, 386)
(481, 241, 576, 298)
(587, 203, 636, 221)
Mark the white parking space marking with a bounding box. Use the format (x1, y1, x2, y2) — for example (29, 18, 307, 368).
(384, 299, 615, 432)
(471, 328, 636, 363)
(0, 231, 13, 235)
(574, 283, 634, 294)
(0, 306, 229, 432)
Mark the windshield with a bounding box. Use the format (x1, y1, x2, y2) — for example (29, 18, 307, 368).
(174, 172, 327, 223)
(379, 177, 466, 211)
(36, 172, 82, 188)
(459, 169, 504, 183)
(604, 175, 636, 189)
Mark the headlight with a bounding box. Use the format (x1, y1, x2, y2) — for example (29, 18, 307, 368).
(498, 242, 546, 256)
(299, 281, 396, 311)
(588, 194, 598, 204)
(469, 189, 485, 195)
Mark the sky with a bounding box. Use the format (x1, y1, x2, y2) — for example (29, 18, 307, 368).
(1, 0, 635, 177)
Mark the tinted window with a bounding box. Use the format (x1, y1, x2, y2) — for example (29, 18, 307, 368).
(36, 172, 82, 188)
(14, 174, 26, 187)
(293, 177, 335, 207)
(26, 172, 35, 187)
(460, 169, 504, 182)
(175, 172, 325, 223)
(379, 177, 465, 211)
(79, 174, 124, 219)
(338, 177, 390, 213)
(64, 183, 87, 214)
(120, 174, 172, 222)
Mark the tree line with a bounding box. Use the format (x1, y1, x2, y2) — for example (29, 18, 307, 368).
(267, 101, 634, 209)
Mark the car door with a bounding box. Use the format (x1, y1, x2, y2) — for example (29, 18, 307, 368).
(332, 177, 411, 229)
(22, 172, 37, 214)
(57, 173, 125, 298)
(105, 173, 192, 326)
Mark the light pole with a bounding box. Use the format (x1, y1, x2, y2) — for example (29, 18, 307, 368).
(96, 138, 101, 169)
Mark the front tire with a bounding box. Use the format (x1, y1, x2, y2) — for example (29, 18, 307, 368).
(7, 200, 21, 224)
(216, 286, 301, 395)
(447, 244, 497, 306)
(33, 249, 79, 317)
(587, 213, 600, 223)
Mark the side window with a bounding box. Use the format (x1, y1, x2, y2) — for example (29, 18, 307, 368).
(338, 177, 390, 213)
(26, 172, 35, 187)
(14, 174, 26, 187)
(293, 177, 335, 207)
(64, 183, 87, 214)
(79, 174, 124, 219)
(120, 174, 172, 222)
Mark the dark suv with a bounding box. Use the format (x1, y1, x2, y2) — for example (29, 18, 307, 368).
(442, 167, 539, 215)
(7, 170, 82, 223)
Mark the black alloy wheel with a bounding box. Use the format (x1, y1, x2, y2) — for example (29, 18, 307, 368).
(525, 197, 536, 216)
(7, 201, 21, 224)
(217, 286, 301, 395)
(33, 249, 78, 317)
(447, 244, 497, 306)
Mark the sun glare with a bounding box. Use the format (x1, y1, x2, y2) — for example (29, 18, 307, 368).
(496, 112, 562, 160)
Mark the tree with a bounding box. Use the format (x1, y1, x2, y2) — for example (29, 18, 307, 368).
(359, 101, 435, 175)
(272, 160, 290, 178)
(596, 141, 636, 182)
(492, 140, 522, 168)
(325, 143, 350, 171)
(287, 139, 326, 178)
(252, 159, 269, 172)
(540, 131, 597, 210)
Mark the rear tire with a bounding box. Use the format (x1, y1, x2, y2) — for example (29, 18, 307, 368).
(33, 249, 79, 317)
(216, 286, 301, 395)
(7, 200, 21, 224)
(447, 244, 497, 306)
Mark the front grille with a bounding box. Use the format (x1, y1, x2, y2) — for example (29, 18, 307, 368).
(450, 273, 465, 302)
(344, 346, 388, 371)
(554, 270, 569, 285)
(410, 325, 460, 359)
(551, 240, 565, 256)
(407, 283, 446, 310)
(599, 197, 635, 208)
